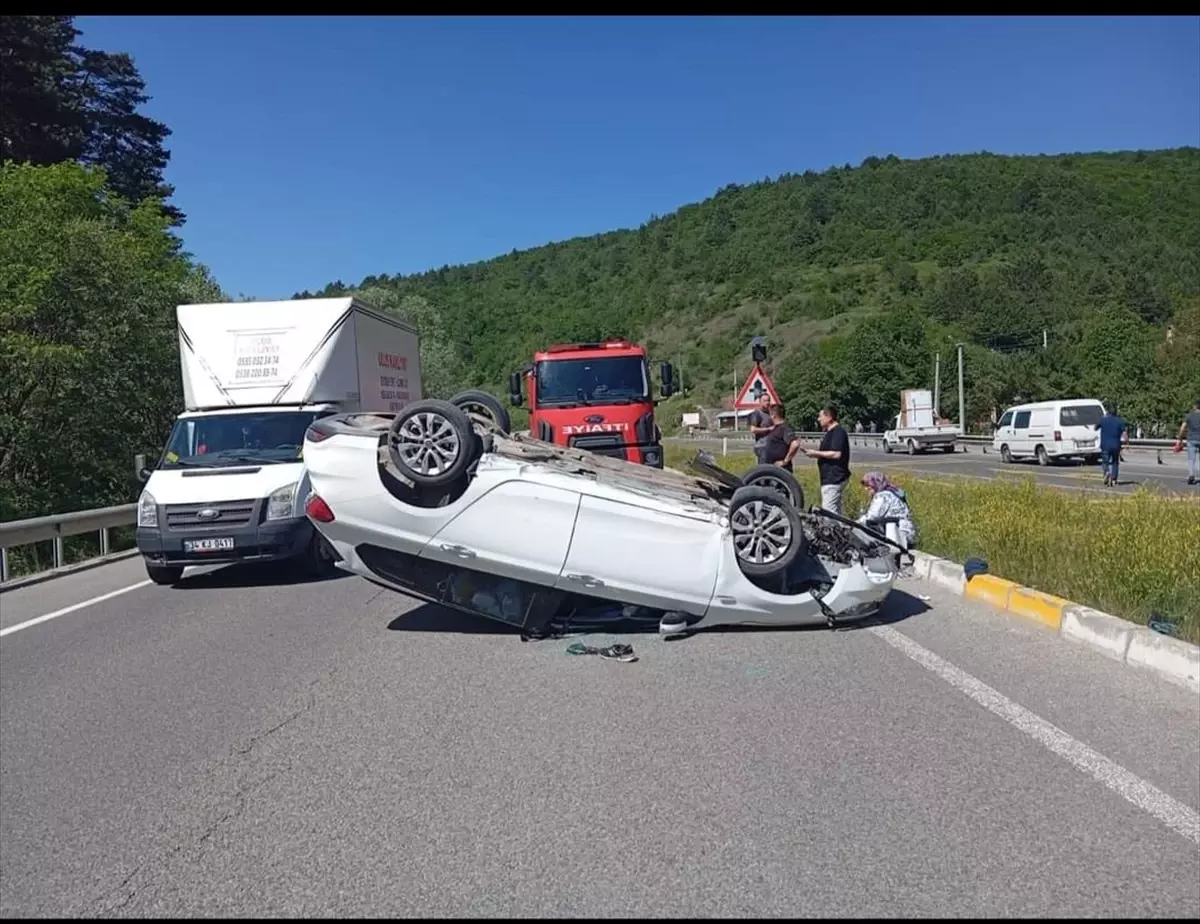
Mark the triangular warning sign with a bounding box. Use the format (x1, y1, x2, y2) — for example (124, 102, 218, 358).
(734, 363, 781, 409)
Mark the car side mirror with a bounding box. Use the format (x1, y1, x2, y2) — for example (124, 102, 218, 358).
(508, 371, 523, 406)
(660, 361, 675, 398)
(135, 454, 151, 482)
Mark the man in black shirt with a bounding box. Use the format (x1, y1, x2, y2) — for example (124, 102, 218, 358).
(801, 404, 851, 515)
(760, 403, 800, 470)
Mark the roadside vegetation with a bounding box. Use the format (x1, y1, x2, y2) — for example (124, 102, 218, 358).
(666, 447, 1200, 643)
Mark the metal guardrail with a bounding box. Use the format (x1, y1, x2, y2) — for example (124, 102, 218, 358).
(0, 504, 137, 584)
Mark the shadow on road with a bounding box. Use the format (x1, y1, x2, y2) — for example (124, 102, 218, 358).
(171, 560, 352, 590)
(385, 588, 931, 638)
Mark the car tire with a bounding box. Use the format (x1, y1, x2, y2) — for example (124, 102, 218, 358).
(450, 390, 512, 435)
(728, 485, 806, 578)
(941, 443, 955, 453)
(387, 399, 479, 487)
(300, 531, 339, 578)
(740, 464, 805, 510)
(1000, 444, 1012, 463)
(145, 562, 184, 586)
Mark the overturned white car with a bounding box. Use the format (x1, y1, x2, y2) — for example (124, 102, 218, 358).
(301, 393, 904, 637)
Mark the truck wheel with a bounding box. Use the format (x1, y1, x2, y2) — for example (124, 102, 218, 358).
(728, 485, 805, 578)
(882, 439, 892, 454)
(145, 562, 184, 586)
(906, 438, 917, 455)
(388, 399, 479, 487)
(941, 443, 956, 453)
(450, 390, 512, 435)
(740, 464, 805, 510)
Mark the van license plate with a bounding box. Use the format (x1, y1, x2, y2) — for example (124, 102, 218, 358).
(1074, 439, 1095, 449)
(184, 537, 234, 553)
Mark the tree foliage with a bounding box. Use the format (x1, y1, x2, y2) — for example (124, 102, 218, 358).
(0, 15, 182, 223)
(303, 148, 1199, 433)
(0, 162, 214, 520)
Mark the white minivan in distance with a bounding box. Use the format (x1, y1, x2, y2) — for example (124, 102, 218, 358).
(992, 398, 1106, 466)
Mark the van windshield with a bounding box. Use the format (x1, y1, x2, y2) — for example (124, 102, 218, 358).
(160, 411, 323, 468)
(1059, 405, 1103, 427)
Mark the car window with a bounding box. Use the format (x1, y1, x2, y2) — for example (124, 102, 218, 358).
(998, 411, 1013, 428)
(1014, 411, 1031, 429)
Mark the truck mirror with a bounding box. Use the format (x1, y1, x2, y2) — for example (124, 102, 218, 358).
(134, 453, 149, 482)
(660, 361, 675, 398)
(508, 371, 523, 406)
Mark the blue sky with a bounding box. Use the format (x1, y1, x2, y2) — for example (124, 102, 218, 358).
(75, 15, 1200, 300)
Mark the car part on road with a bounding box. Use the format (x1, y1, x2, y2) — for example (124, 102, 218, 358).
(387, 399, 478, 487)
(566, 641, 638, 661)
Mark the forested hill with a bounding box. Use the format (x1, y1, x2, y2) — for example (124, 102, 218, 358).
(301, 147, 1200, 431)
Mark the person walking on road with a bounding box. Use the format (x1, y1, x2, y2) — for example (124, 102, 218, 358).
(1176, 399, 1200, 486)
(1094, 403, 1129, 488)
(801, 405, 851, 515)
(747, 392, 774, 464)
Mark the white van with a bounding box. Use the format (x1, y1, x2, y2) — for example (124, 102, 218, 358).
(135, 297, 421, 586)
(992, 398, 1105, 465)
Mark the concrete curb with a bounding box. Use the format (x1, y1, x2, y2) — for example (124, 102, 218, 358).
(908, 551, 1199, 693)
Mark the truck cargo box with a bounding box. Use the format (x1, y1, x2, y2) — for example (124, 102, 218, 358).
(176, 297, 421, 412)
(899, 389, 935, 430)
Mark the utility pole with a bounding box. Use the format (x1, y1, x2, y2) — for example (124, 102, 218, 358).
(957, 343, 966, 434)
(933, 352, 941, 417)
(732, 366, 737, 431)
(1042, 329, 1048, 350)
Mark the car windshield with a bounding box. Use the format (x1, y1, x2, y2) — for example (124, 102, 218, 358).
(160, 411, 323, 468)
(1059, 404, 1104, 427)
(534, 356, 649, 407)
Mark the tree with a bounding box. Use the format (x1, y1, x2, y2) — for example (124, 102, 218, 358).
(0, 162, 208, 520)
(0, 15, 182, 224)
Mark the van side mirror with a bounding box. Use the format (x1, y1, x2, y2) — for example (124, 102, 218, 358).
(660, 361, 675, 398)
(508, 371, 523, 406)
(135, 454, 151, 482)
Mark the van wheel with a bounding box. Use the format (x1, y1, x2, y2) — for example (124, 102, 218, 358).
(941, 443, 955, 453)
(1036, 445, 1051, 466)
(1000, 445, 1013, 464)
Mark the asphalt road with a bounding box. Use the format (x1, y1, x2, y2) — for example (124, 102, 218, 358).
(668, 437, 1198, 496)
(1, 557, 1198, 918)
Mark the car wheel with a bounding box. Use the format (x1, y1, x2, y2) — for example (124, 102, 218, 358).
(145, 562, 183, 586)
(450, 390, 512, 435)
(740, 464, 805, 510)
(1036, 445, 1051, 466)
(387, 399, 479, 487)
(941, 443, 955, 453)
(728, 485, 805, 578)
(1000, 444, 1012, 463)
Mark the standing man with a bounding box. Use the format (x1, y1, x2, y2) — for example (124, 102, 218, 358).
(761, 403, 801, 471)
(1177, 399, 1200, 486)
(1094, 403, 1129, 488)
(802, 405, 851, 515)
(747, 391, 774, 464)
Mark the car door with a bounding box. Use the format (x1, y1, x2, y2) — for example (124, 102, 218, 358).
(554, 493, 722, 615)
(1011, 409, 1032, 456)
(419, 479, 582, 587)
(993, 410, 1015, 452)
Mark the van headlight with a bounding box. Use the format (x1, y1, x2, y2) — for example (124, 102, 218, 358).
(137, 490, 158, 528)
(266, 483, 297, 521)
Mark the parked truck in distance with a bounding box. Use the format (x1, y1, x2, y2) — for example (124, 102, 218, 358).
(134, 297, 421, 586)
(882, 389, 961, 454)
(507, 339, 675, 468)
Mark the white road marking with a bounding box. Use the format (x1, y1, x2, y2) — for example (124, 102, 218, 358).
(0, 581, 153, 639)
(868, 624, 1200, 847)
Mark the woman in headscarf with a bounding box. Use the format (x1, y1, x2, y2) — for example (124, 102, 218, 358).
(857, 471, 917, 549)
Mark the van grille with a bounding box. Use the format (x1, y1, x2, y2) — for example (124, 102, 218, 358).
(165, 499, 257, 530)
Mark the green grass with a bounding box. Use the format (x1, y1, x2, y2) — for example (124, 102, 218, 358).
(666, 447, 1200, 644)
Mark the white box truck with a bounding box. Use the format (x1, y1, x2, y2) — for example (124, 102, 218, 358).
(882, 388, 961, 454)
(135, 297, 421, 585)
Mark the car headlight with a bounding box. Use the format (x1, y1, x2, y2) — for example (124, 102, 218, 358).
(137, 490, 158, 528)
(266, 482, 297, 521)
